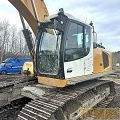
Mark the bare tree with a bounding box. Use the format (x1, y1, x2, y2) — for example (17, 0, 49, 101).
(0, 20, 10, 62)
(9, 26, 18, 54)
(0, 19, 31, 62)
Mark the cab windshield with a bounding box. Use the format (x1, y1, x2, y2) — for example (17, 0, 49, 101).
(38, 26, 61, 75)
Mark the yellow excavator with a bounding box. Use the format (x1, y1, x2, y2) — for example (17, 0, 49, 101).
(0, 0, 115, 120)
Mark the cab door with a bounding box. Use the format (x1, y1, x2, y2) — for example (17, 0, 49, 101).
(64, 22, 93, 79)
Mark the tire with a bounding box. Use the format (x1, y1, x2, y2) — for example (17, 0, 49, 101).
(1, 71, 7, 75)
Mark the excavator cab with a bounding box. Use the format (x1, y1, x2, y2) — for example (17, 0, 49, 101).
(35, 9, 112, 87)
(35, 9, 95, 87)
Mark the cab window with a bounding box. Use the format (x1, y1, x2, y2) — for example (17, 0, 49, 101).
(65, 22, 91, 62)
(85, 26, 91, 55)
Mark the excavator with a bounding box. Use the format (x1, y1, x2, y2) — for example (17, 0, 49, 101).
(0, 0, 115, 120)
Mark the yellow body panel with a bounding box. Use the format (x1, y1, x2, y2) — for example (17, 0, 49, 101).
(8, 0, 49, 35)
(93, 48, 103, 73)
(93, 48, 112, 73)
(22, 62, 34, 76)
(38, 76, 67, 88)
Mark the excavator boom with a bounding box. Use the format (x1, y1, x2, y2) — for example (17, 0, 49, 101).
(8, 0, 49, 35)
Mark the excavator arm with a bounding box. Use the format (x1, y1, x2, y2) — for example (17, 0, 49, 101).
(8, 0, 49, 35)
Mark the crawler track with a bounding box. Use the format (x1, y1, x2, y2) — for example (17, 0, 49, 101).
(17, 80, 115, 120)
(0, 75, 37, 119)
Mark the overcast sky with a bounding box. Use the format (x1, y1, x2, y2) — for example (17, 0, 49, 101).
(0, 0, 120, 52)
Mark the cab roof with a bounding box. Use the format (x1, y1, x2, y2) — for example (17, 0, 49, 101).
(45, 13, 91, 28)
